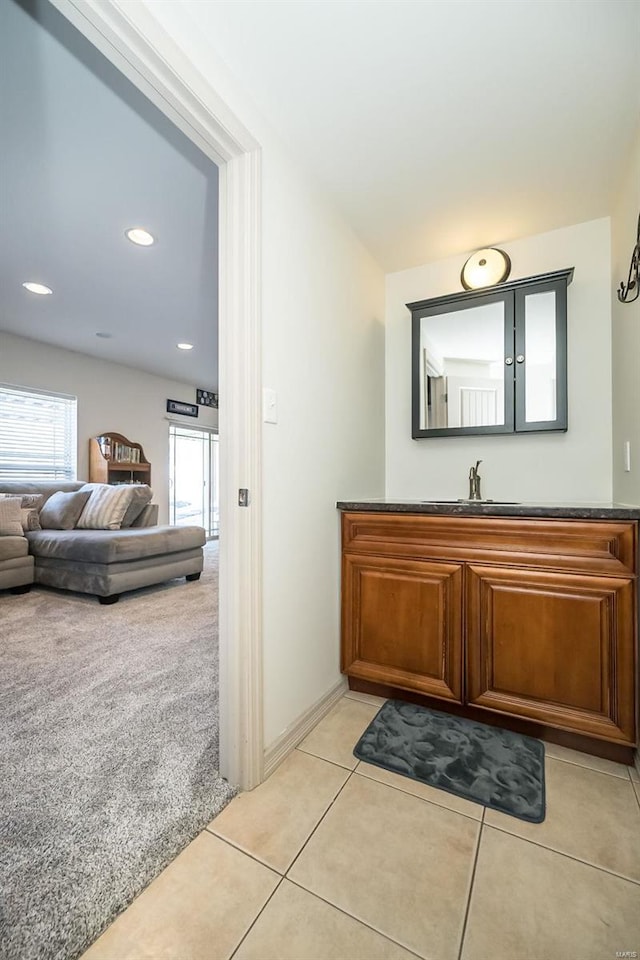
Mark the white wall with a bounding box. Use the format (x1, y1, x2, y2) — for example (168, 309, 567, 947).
(135, 2, 386, 748)
(611, 125, 640, 506)
(0, 331, 218, 523)
(386, 218, 612, 503)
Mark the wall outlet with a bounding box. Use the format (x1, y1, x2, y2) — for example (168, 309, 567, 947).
(624, 440, 631, 473)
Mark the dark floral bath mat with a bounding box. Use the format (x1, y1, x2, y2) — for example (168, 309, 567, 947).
(354, 700, 545, 822)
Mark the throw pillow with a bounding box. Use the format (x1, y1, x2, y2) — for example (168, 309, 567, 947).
(76, 484, 145, 530)
(120, 484, 153, 527)
(0, 497, 25, 537)
(39, 490, 92, 530)
(0, 493, 44, 532)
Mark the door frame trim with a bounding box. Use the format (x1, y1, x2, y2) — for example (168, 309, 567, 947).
(50, 0, 264, 789)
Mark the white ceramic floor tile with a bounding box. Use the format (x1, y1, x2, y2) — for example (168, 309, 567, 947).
(462, 826, 640, 960)
(297, 697, 380, 769)
(234, 879, 417, 960)
(544, 741, 631, 780)
(209, 750, 349, 873)
(82, 832, 279, 960)
(485, 756, 640, 881)
(288, 773, 479, 960)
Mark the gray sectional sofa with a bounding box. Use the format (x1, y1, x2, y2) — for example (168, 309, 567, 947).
(0, 481, 205, 603)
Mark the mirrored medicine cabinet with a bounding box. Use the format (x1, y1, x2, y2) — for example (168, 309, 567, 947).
(408, 268, 574, 439)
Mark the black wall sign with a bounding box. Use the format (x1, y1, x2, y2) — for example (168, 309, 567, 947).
(167, 399, 198, 418)
(196, 389, 218, 408)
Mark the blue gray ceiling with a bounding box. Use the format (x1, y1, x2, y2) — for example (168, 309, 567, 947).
(0, 0, 219, 390)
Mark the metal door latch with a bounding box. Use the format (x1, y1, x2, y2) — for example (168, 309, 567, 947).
(238, 488, 250, 507)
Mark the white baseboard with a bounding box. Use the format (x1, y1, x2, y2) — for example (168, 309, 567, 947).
(263, 677, 348, 779)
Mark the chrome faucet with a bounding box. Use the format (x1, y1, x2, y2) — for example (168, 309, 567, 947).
(468, 461, 483, 501)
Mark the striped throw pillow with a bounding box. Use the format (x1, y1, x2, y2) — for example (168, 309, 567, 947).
(76, 484, 140, 530)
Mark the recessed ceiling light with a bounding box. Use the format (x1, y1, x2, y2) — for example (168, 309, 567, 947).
(177, 342, 194, 351)
(23, 281, 53, 295)
(96, 332, 113, 339)
(125, 227, 155, 247)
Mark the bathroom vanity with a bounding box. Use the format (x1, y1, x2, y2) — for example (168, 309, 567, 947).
(338, 501, 639, 763)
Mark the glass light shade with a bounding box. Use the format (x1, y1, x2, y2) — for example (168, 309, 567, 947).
(125, 227, 155, 246)
(22, 281, 53, 295)
(461, 248, 511, 290)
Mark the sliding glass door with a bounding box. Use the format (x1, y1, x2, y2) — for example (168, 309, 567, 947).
(169, 424, 219, 538)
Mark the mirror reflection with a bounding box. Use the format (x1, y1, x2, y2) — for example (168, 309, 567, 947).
(524, 291, 557, 423)
(419, 302, 505, 430)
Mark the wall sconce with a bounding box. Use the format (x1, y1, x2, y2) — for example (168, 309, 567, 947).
(461, 247, 511, 291)
(618, 213, 639, 304)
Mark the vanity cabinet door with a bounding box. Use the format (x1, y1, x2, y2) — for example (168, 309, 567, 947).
(342, 553, 463, 703)
(466, 565, 636, 745)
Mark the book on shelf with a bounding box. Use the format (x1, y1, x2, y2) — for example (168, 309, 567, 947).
(105, 441, 142, 463)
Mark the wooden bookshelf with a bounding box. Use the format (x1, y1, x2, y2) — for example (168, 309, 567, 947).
(89, 432, 151, 485)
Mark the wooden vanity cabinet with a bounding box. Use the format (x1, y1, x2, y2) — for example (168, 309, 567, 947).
(341, 512, 638, 752)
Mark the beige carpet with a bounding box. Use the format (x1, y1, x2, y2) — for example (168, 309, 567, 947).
(0, 540, 235, 960)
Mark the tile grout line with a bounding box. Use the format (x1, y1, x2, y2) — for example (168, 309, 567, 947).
(227, 874, 286, 960)
(204, 827, 287, 874)
(353, 766, 485, 824)
(484, 821, 640, 887)
(456, 818, 484, 960)
(545, 753, 634, 782)
(284, 875, 426, 960)
(294, 745, 361, 773)
(206, 748, 358, 869)
(284, 768, 357, 878)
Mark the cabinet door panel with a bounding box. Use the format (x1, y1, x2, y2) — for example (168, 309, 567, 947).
(342, 554, 463, 702)
(467, 565, 636, 744)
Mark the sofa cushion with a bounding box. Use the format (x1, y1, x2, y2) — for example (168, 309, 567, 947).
(0, 498, 24, 537)
(26, 525, 205, 564)
(39, 490, 92, 530)
(0, 493, 44, 532)
(76, 484, 142, 530)
(0, 535, 29, 561)
(0, 481, 85, 504)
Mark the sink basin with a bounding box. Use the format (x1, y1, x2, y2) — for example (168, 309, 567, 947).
(420, 499, 520, 505)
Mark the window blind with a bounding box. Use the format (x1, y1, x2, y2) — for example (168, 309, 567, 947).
(0, 384, 77, 481)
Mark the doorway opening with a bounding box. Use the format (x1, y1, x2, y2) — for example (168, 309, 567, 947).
(169, 423, 219, 537)
(52, 0, 263, 796)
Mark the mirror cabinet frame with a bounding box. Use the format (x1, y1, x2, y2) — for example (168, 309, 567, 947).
(408, 268, 574, 439)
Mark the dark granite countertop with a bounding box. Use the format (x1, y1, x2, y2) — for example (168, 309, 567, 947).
(337, 499, 640, 521)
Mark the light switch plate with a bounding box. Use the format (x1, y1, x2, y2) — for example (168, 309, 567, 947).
(263, 387, 278, 424)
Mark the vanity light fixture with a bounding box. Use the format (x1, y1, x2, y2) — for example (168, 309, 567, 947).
(22, 281, 53, 295)
(176, 342, 194, 351)
(460, 247, 511, 291)
(125, 227, 155, 247)
(617, 213, 639, 304)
